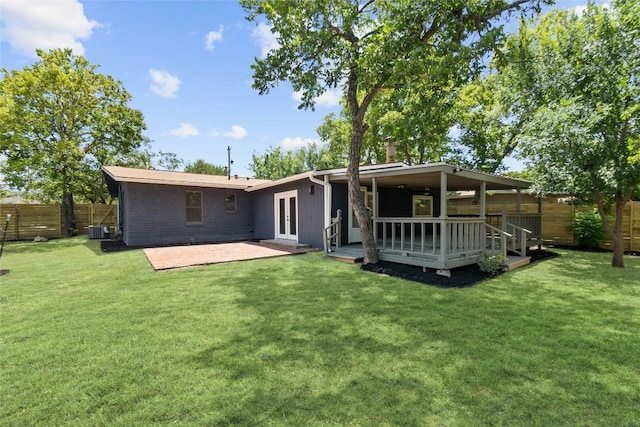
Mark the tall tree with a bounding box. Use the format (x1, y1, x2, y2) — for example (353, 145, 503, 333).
(184, 159, 227, 175)
(517, 1, 639, 267)
(448, 17, 540, 176)
(0, 49, 154, 235)
(318, 83, 456, 166)
(242, 0, 549, 264)
(250, 143, 344, 180)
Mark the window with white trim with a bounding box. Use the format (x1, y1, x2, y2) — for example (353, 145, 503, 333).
(412, 195, 433, 217)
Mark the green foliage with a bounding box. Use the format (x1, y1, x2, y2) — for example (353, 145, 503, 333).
(478, 253, 505, 276)
(318, 87, 454, 165)
(0, 49, 177, 234)
(184, 159, 226, 175)
(573, 209, 606, 248)
(448, 64, 534, 174)
(512, 1, 640, 266)
(249, 143, 345, 180)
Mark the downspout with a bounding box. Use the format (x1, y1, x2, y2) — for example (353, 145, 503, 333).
(309, 173, 332, 228)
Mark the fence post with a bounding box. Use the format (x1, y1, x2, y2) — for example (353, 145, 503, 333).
(14, 205, 19, 240)
(630, 201, 637, 252)
(57, 204, 63, 238)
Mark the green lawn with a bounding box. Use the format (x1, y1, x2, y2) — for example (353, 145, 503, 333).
(1, 238, 639, 426)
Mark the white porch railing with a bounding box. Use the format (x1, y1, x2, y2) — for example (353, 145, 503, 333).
(504, 222, 532, 256)
(485, 223, 511, 260)
(486, 213, 541, 240)
(373, 217, 487, 262)
(322, 209, 342, 256)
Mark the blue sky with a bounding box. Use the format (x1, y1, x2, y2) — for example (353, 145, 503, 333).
(0, 0, 602, 177)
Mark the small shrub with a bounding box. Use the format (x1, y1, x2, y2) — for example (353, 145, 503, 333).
(573, 209, 605, 249)
(478, 254, 504, 276)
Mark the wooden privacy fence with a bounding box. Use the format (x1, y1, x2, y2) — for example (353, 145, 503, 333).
(0, 204, 117, 241)
(448, 200, 640, 252)
(542, 201, 640, 252)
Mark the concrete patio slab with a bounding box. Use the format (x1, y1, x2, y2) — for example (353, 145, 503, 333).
(144, 241, 304, 270)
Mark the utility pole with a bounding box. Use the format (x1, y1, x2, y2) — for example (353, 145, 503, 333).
(227, 146, 233, 180)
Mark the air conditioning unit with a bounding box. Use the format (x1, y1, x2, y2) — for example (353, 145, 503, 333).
(88, 225, 110, 239)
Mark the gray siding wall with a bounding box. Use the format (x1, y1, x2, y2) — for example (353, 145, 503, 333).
(252, 179, 325, 248)
(331, 183, 349, 242)
(121, 183, 254, 247)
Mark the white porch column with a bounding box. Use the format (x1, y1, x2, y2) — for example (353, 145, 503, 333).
(480, 181, 487, 219)
(324, 175, 332, 228)
(439, 171, 448, 264)
(372, 177, 378, 218)
(440, 171, 448, 218)
(516, 188, 522, 213)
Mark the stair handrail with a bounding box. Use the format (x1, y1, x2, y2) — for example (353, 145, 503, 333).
(505, 222, 532, 256)
(484, 223, 511, 261)
(323, 209, 342, 256)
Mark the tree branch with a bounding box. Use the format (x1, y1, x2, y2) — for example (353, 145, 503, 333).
(358, 0, 376, 15)
(466, 0, 533, 25)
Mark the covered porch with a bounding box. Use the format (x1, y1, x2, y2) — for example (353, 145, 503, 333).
(321, 163, 541, 272)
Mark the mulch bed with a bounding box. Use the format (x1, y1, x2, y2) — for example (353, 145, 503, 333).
(100, 239, 130, 252)
(362, 248, 559, 289)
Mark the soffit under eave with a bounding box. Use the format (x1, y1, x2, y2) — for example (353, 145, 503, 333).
(329, 171, 530, 192)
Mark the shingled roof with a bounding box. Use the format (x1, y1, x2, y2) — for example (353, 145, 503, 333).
(102, 166, 271, 196)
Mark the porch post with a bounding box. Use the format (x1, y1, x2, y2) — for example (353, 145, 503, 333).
(324, 175, 332, 228)
(439, 171, 448, 265)
(372, 177, 378, 218)
(516, 188, 522, 214)
(479, 181, 487, 219)
(440, 171, 447, 219)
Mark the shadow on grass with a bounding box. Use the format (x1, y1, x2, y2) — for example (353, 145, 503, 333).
(1, 236, 107, 257)
(1, 237, 80, 254)
(545, 247, 639, 282)
(186, 261, 468, 424)
(213, 252, 637, 423)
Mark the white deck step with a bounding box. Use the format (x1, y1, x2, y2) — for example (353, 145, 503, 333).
(259, 239, 310, 249)
(502, 256, 531, 271)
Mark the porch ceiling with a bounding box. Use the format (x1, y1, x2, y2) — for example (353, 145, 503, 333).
(328, 164, 530, 192)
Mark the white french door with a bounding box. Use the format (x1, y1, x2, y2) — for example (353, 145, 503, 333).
(274, 190, 298, 241)
(348, 187, 376, 243)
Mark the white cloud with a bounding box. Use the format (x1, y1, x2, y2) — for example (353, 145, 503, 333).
(209, 125, 248, 139)
(205, 25, 224, 51)
(0, 0, 99, 57)
(225, 125, 248, 139)
(292, 88, 342, 107)
(280, 137, 325, 151)
(252, 22, 279, 57)
(170, 123, 200, 138)
(149, 69, 181, 98)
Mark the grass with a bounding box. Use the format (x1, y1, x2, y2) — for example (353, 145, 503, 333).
(1, 237, 639, 426)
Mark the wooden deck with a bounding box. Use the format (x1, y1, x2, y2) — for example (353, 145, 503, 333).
(324, 215, 541, 272)
(326, 242, 532, 272)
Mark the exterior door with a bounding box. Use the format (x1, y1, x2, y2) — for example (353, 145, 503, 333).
(348, 187, 375, 243)
(274, 190, 298, 241)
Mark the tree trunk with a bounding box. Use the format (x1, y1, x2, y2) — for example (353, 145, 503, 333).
(346, 73, 379, 264)
(595, 189, 626, 268)
(610, 198, 625, 268)
(347, 117, 378, 265)
(61, 184, 77, 238)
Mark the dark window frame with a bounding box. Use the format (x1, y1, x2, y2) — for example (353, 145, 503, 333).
(224, 192, 237, 214)
(186, 190, 203, 225)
